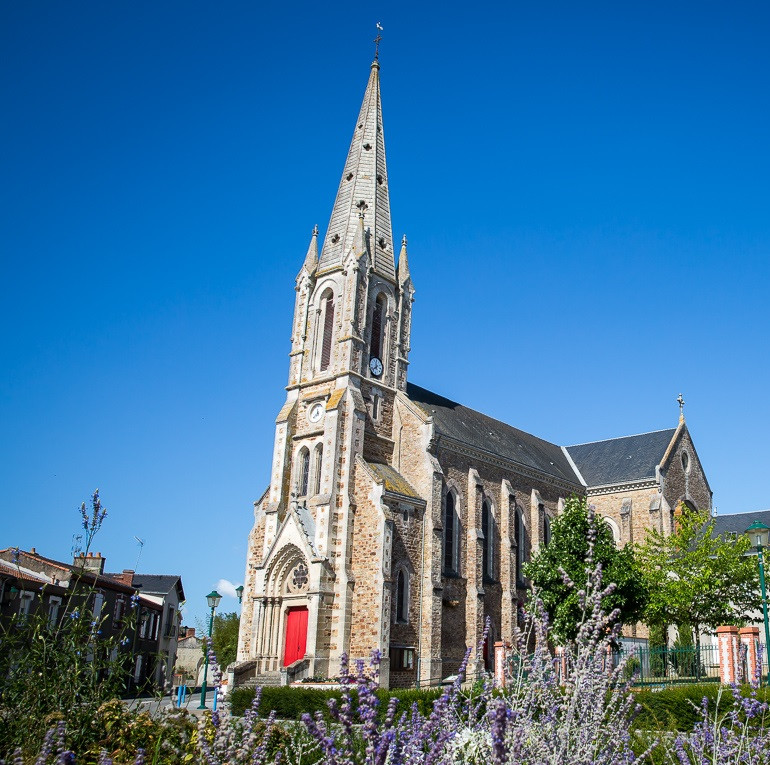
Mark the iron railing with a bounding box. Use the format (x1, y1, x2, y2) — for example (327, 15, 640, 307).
(614, 645, 721, 686)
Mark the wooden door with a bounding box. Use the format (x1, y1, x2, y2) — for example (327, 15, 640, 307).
(283, 607, 308, 666)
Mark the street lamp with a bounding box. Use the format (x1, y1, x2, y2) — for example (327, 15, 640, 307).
(746, 521, 770, 685)
(235, 585, 244, 604)
(197, 589, 222, 709)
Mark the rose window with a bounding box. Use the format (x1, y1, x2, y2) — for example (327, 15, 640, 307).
(287, 561, 309, 593)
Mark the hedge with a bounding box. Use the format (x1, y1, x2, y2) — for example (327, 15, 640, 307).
(632, 684, 770, 732)
(230, 682, 770, 733)
(229, 685, 444, 721)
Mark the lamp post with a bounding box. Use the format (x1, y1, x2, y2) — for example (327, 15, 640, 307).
(235, 585, 244, 605)
(198, 589, 222, 709)
(746, 521, 770, 685)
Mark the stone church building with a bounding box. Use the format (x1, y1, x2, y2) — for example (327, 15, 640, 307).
(235, 58, 712, 688)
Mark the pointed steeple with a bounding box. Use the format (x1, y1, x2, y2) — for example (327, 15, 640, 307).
(319, 60, 395, 281)
(397, 234, 410, 286)
(300, 225, 319, 276)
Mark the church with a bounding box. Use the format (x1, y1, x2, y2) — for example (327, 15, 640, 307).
(234, 56, 712, 689)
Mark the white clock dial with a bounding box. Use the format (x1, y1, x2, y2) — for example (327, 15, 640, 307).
(369, 356, 383, 377)
(308, 402, 325, 424)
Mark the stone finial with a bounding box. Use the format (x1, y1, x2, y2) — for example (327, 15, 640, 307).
(353, 210, 367, 259)
(301, 225, 319, 276)
(397, 234, 411, 286)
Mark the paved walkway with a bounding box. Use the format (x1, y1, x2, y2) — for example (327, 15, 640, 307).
(124, 689, 221, 718)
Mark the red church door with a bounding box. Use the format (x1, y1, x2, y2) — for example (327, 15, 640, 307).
(283, 607, 308, 666)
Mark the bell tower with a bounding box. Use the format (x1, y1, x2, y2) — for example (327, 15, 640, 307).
(238, 56, 414, 682)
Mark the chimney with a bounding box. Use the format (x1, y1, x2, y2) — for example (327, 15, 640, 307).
(73, 551, 105, 575)
(186, 627, 195, 638)
(114, 569, 134, 586)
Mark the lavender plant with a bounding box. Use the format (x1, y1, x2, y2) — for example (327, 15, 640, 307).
(670, 649, 770, 765)
(13, 506, 770, 765)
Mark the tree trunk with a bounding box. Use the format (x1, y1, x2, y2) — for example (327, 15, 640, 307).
(694, 624, 701, 681)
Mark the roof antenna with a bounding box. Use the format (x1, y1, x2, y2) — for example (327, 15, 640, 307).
(133, 536, 145, 570)
(374, 22, 383, 61)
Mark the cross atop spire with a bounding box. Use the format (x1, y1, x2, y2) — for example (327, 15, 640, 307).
(374, 22, 383, 61)
(677, 393, 685, 423)
(318, 57, 395, 281)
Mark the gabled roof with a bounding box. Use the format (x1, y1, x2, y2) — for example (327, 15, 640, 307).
(0, 548, 71, 572)
(128, 574, 185, 602)
(565, 429, 676, 487)
(318, 60, 395, 281)
(406, 383, 582, 485)
(712, 510, 770, 538)
(364, 461, 423, 501)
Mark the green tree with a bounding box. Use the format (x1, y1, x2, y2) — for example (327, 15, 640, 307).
(523, 496, 647, 643)
(636, 507, 761, 657)
(207, 611, 240, 669)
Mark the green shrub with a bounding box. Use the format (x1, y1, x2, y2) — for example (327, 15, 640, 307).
(632, 684, 770, 733)
(229, 685, 444, 721)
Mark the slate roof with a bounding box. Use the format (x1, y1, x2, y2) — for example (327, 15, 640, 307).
(295, 504, 318, 557)
(128, 574, 185, 601)
(565, 429, 676, 487)
(406, 383, 581, 485)
(712, 510, 770, 538)
(365, 461, 423, 500)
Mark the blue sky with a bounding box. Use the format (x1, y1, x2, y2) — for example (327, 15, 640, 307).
(1, 2, 768, 626)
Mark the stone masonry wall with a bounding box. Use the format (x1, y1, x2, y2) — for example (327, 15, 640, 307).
(389, 503, 424, 688)
(435, 447, 578, 675)
(349, 467, 384, 663)
(662, 428, 712, 513)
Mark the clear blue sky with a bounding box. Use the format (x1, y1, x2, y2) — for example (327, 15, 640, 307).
(2, 2, 769, 626)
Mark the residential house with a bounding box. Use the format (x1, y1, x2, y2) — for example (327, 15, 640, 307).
(108, 570, 185, 690)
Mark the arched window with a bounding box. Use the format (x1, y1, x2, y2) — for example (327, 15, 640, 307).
(319, 290, 335, 372)
(444, 492, 458, 573)
(482, 501, 494, 580)
(312, 444, 323, 495)
(514, 502, 527, 584)
(537, 503, 551, 547)
(395, 569, 408, 623)
(603, 516, 621, 546)
(297, 447, 310, 497)
(369, 293, 386, 363)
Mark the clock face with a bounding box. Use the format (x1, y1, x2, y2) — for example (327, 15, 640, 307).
(308, 402, 325, 424)
(369, 356, 383, 377)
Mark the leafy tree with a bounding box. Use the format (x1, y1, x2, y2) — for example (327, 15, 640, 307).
(636, 507, 761, 657)
(523, 496, 647, 643)
(207, 611, 240, 669)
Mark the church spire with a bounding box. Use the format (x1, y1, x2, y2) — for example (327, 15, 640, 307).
(319, 60, 395, 282)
